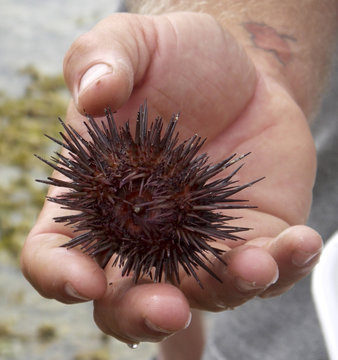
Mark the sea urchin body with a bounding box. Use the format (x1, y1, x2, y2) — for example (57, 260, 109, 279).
(36, 103, 262, 287)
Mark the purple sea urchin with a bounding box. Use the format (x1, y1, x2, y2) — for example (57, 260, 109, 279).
(36, 103, 262, 287)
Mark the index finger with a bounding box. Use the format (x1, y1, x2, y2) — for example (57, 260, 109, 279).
(21, 231, 106, 303)
(20, 107, 107, 303)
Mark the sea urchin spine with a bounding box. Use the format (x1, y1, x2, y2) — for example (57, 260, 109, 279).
(36, 103, 262, 287)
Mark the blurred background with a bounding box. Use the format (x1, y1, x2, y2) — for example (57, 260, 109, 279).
(0, 1, 337, 360)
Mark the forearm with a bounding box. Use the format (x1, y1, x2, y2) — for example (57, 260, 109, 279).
(125, 0, 338, 117)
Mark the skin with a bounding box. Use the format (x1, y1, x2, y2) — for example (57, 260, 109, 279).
(20, 7, 335, 360)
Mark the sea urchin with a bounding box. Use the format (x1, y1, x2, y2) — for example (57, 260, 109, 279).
(36, 103, 262, 287)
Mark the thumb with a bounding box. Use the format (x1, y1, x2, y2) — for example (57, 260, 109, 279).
(63, 12, 257, 139)
(63, 13, 155, 115)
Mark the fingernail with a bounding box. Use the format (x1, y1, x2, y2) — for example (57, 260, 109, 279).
(235, 278, 266, 291)
(292, 249, 320, 267)
(145, 318, 174, 334)
(235, 270, 279, 292)
(76, 63, 113, 103)
(144, 312, 192, 334)
(184, 311, 192, 329)
(64, 282, 91, 301)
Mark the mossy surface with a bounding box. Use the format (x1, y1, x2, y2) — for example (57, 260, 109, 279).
(0, 66, 68, 257)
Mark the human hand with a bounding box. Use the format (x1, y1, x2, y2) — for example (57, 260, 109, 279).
(21, 12, 322, 344)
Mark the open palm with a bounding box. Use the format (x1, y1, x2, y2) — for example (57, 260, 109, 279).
(21, 13, 322, 344)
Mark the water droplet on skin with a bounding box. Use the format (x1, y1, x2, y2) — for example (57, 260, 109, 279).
(133, 206, 141, 213)
(127, 343, 138, 349)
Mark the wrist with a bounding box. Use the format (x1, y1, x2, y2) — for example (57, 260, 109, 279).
(126, 0, 337, 118)
(215, 22, 299, 112)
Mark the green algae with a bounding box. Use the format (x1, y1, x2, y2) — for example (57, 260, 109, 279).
(74, 348, 110, 360)
(0, 66, 68, 257)
(36, 323, 57, 343)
